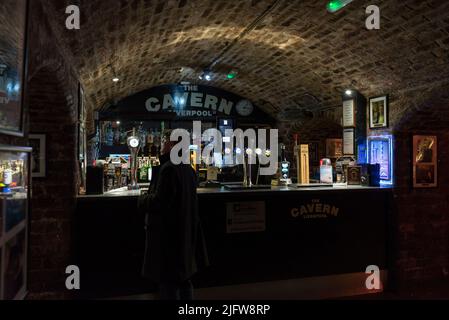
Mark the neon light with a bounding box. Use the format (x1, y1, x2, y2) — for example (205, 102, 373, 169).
(327, 0, 355, 13)
(368, 135, 394, 186)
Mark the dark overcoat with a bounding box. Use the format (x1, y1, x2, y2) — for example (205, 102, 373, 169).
(138, 157, 209, 283)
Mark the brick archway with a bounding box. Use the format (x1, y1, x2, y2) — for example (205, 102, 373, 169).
(26, 64, 79, 299)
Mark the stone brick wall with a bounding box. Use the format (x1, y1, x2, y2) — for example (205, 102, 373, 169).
(22, 0, 80, 299)
(1, 0, 447, 298)
(386, 84, 449, 289)
(27, 67, 78, 299)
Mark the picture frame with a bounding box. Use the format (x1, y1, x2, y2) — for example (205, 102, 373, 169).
(326, 139, 342, 158)
(343, 129, 355, 155)
(413, 135, 437, 188)
(347, 166, 362, 185)
(0, 0, 29, 137)
(28, 134, 46, 178)
(369, 95, 389, 129)
(342, 99, 355, 128)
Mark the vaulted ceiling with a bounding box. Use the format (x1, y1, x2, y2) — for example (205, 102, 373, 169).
(44, 0, 449, 119)
(0, 1, 26, 72)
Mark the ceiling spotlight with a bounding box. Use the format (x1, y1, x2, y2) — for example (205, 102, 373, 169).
(345, 89, 353, 96)
(116, 121, 121, 125)
(113, 77, 120, 82)
(199, 69, 213, 81)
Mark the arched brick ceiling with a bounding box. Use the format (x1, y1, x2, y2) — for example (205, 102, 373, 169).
(44, 0, 449, 119)
(0, 1, 26, 70)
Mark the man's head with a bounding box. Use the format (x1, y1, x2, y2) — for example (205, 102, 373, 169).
(160, 129, 175, 155)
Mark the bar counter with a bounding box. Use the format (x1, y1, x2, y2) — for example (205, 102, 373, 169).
(75, 184, 393, 298)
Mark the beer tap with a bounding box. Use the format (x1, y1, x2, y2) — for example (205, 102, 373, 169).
(127, 129, 141, 190)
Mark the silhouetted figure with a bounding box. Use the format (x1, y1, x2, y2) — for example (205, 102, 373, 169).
(138, 130, 209, 300)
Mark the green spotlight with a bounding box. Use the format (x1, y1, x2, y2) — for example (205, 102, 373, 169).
(327, 0, 354, 13)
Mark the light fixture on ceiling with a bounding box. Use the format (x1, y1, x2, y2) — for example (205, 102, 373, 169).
(345, 89, 353, 96)
(327, 0, 354, 13)
(226, 70, 238, 79)
(108, 63, 120, 83)
(199, 69, 213, 81)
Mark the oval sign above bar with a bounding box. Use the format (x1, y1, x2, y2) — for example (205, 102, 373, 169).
(100, 84, 273, 122)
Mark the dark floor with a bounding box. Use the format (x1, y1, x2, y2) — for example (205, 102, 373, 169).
(347, 279, 449, 300)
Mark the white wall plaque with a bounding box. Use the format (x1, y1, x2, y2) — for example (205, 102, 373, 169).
(342, 99, 355, 127)
(226, 201, 266, 234)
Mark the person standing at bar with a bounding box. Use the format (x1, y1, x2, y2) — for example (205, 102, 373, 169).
(138, 129, 209, 300)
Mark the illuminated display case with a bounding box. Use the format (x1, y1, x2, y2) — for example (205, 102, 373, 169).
(0, 146, 31, 300)
(368, 135, 394, 185)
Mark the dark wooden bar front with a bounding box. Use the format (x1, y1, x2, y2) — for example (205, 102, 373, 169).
(74, 186, 393, 299)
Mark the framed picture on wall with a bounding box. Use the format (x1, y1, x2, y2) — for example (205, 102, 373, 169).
(0, 0, 29, 136)
(342, 99, 355, 127)
(369, 95, 389, 129)
(343, 129, 355, 155)
(413, 135, 437, 188)
(29, 134, 46, 178)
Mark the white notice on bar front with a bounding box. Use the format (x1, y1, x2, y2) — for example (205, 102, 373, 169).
(226, 201, 266, 233)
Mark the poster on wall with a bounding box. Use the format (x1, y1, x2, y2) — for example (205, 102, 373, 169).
(369, 95, 389, 129)
(343, 129, 355, 155)
(342, 99, 355, 127)
(0, 0, 28, 136)
(413, 135, 437, 188)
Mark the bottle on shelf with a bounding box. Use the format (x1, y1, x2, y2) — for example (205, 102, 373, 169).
(139, 160, 148, 182)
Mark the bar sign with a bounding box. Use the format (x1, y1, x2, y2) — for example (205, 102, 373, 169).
(226, 201, 266, 234)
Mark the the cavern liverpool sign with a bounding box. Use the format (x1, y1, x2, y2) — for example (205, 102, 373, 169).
(100, 84, 272, 121)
